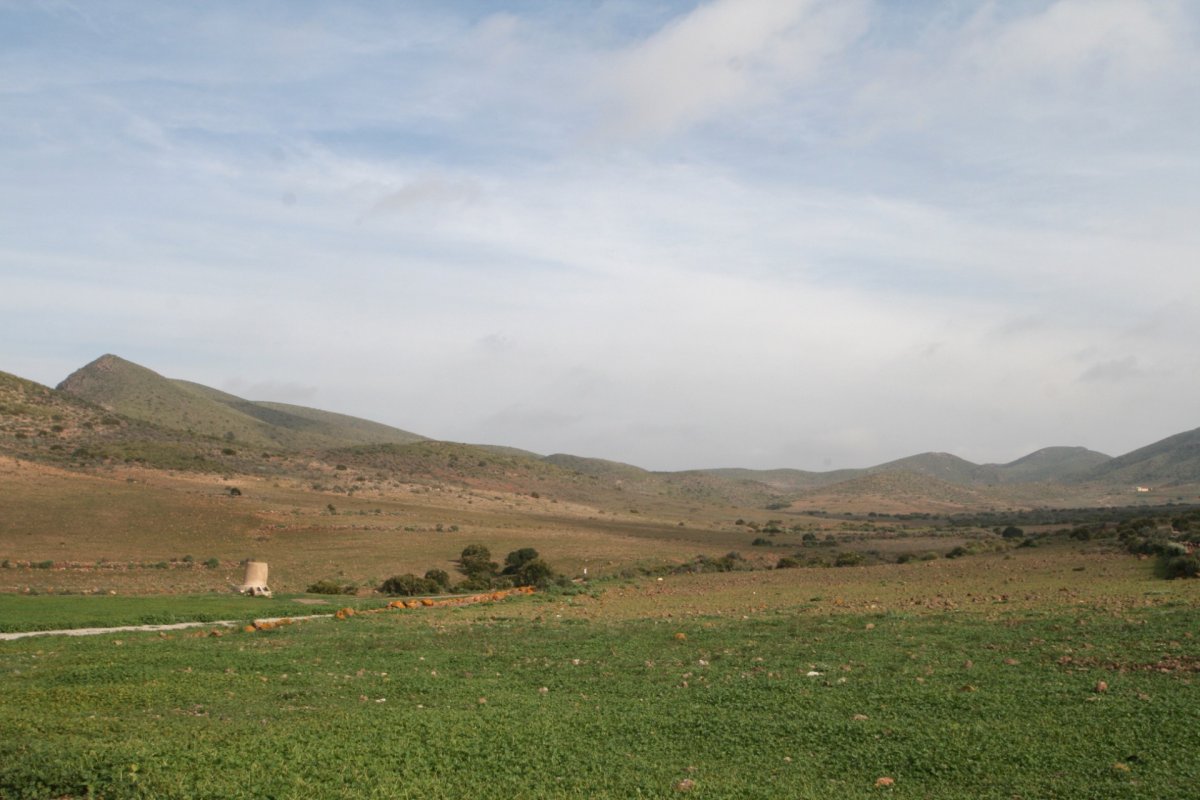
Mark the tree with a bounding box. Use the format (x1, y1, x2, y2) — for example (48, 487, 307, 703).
(503, 547, 540, 573)
(424, 569, 451, 590)
(511, 558, 556, 589)
(457, 544, 498, 581)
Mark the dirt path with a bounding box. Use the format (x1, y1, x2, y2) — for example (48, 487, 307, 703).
(0, 615, 330, 642)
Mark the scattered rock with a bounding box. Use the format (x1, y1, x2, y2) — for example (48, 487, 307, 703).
(875, 776, 895, 788)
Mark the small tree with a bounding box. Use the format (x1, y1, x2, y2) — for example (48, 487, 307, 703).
(503, 547, 540, 573)
(511, 558, 556, 589)
(457, 544, 499, 583)
(424, 569, 451, 591)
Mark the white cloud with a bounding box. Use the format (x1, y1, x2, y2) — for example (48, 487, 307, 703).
(600, 0, 867, 138)
(968, 0, 1185, 86)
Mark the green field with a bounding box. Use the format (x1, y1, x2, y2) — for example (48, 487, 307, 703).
(3, 551, 1198, 799)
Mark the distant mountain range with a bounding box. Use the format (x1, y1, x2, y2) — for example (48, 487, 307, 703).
(0, 354, 1197, 506)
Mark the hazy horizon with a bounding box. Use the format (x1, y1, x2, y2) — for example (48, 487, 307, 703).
(3, 1, 1198, 471)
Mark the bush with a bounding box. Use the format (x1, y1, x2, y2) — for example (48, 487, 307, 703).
(424, 569, 451, 590)
(776, 556, 800, 569)
(945, 546, 969, 559)
(307, 579, 357, 595)
(204, 557, 220, 569)
(1001, 525, 1024, 539)
(379, 573, 438, 596)
(834, 551, 864, 567)
(751, 537, 774, 547)
(1163, 554, 1200, 580)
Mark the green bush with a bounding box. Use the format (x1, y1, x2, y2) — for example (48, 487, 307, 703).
(776, 556, 800, 569)
(945, 546, 969, 559)
(1163, 554, 1200, 580)
(379, 573, 439, 596)
(307, 579, 357, 595)
(424, 569, 451, 590)
(834, 551, 864, 567)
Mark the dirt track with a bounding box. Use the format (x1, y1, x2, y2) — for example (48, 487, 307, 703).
(0, 614, 330, 641)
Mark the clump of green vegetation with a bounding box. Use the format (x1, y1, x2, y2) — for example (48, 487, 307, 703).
(378, 546, 563, 596)
(306, 579, 358, 595)
(378, 573, 440, 596)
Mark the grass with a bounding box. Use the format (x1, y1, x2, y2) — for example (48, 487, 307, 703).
(2, 552, 1199, 799)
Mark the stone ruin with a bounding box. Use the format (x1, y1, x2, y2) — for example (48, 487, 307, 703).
(239, 560, 272, 598)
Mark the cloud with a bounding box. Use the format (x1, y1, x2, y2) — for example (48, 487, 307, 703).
(968, 0, 1185, 86)
(358, 175, 480, 222)
(1079, 356, 1142, 384)
(599, 0, 867, 139)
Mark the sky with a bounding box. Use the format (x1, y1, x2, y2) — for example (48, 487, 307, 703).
(2, 0, 1198, 472)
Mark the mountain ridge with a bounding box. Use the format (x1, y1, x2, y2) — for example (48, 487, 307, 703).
(13, 354, 1200, 498)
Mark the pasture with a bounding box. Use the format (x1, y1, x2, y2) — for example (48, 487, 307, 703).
(3, 548, 1198, 799)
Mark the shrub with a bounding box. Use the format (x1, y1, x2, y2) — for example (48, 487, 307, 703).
(1001, 526, 1025, 539)
(834, 551, 864, 567)
(1163, 554, 1200, 580)
(945, 546, 969, 559)
(776, 556, 800, 569)
(203, 557, 220, 569)
(379, 573, 438, 596)
(751, 537, 774, 547)
(424, 569, 451, 590)
(307, 579, 357, 595)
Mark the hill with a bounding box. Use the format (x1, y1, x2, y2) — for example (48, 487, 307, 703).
(786, 470, 1001, 514)
(57, 355, 424, 451)
(1079, 427, 1200, 486)
(702, 446, 1113, 492)
(994, 446, 1111, 483)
